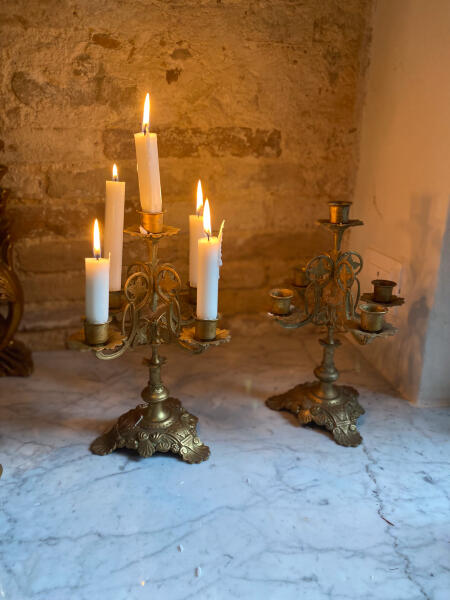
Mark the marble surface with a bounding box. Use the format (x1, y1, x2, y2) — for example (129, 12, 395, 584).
(0, 317, 449, 600)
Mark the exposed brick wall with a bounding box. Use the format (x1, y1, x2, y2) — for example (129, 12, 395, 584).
(0, 0, 372, 349)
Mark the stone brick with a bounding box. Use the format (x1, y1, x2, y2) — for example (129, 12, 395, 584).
(91, 33, 121, 50)
(0, 0, 372, 348)
(103, 127, 282, 160)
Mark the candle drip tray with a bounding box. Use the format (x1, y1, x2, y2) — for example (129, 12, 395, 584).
(179, 326, 231, 353)
(124, 224, 180, 240)
(360, 293, 405, 307)
(346, 318, 398, 346)
(67, 327, 125, 352)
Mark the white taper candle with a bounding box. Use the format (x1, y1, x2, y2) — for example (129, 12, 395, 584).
(85, 219, 110, 324)
(189, 180, 207, 287)
(104, 164, 125, 291)
(134, 93, 162, 213)
(197, 199, 220, 320)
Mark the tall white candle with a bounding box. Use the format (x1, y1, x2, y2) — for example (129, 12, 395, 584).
(134, 93, 162, 214)
(104, 163, 125, 291)
(197, 199, 221, 320)
(85, 219, 110, 324)
(189, 180, 207, 287)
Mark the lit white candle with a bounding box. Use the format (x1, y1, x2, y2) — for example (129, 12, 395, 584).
(104, 163, 125, 291)
(197, 200, 222, 320)
(85, 219, 110, 324)
(189, 180, 207, 287)
(134, 93, 162, 213)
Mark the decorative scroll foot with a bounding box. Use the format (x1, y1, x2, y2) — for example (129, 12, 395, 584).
(91, 398, 210, 463)
(0, 340, 33, 377)
(266, 382, 365, 447)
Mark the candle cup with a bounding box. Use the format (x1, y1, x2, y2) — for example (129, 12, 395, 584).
(84, 319, 110, 346)
(328, 201, 352, 224)
(139, 210, 164, 233)
(293, 265, 309, 287)
(359, 303, 388, 333)
(270, 288, 294, 315)
(195, 317, 218, 342)
(109, 290, 123, 311)
(188, 284, 197, 305)
(372, 279, 397, 303)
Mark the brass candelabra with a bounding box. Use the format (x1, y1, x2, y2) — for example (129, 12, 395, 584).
(70, 212, 230, 463)
(267, 201, 405, 447)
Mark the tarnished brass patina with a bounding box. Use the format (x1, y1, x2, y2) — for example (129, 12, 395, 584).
(83, 319, 110, 345)
(195, 317, 218, 341)
(0, 165, 33, 377)
(371, 279, 397, 303)
(266, 205, 405, 447)
(70, 215, 230, 463)
(269, 288, 294, 315)
(328, 200, 352, 224)
(359, 303, 387, 333)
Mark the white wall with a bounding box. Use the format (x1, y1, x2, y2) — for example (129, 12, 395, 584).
(351, 0, 450, 405)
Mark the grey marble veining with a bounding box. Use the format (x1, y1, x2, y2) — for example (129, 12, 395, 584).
(0, 317, 449, 600)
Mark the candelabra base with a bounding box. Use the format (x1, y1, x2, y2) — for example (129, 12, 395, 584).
(266, 382, 364, 447)
(90, 398, 210, 463)
(0, 339, 33, 377)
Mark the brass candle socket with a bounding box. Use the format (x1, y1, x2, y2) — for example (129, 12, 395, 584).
(84, 319, 110, 346)
(293, 265, 309, 287)
(269, 288, 294, 315)
(195, 317, 218, 342)
(138, 210, 164, 233)
(372, 279, 397, 303)
(359, 303, 388, 333)
(328, 201, 352, 224)
(188, 284, 197, 305)
(109, 290, 123, 311)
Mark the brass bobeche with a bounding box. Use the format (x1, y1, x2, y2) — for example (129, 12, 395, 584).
(266, 203, 405, 447)
(73, 210, 230, 463)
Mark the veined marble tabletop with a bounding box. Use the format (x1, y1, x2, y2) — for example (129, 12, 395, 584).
(0, 317, 448, 600)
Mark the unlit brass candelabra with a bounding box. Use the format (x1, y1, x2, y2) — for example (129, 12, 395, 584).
(267, 201, 405, 447)
(70, 212, 230, 463)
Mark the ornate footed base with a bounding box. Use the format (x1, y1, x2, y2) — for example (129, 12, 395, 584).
(90, 398, 210, 463)
(266, 382, 365, 447)
(0, 340, 33, 377)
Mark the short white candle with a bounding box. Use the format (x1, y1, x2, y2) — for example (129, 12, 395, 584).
(134, 93, 162, 214)
(104, 163, 125, 291)
(85, 219, 110, 324)
(197, 199, 221, 320)
(189, 180, 207, 287)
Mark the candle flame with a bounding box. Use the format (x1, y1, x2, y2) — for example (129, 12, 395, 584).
(142, 93, 150, 133)
(203, 199, 211, 238)
(112, 163, 118, 180)
(93, 219, 101, 259)
(196, 180, 203, 215)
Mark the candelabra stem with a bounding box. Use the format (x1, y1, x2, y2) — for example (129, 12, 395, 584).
(141, 344, 170, 422)
(266, 323, 365, 447)
(313, 326, 340, 400)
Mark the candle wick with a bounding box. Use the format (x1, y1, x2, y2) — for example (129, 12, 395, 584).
(207, 232, 210, 241)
